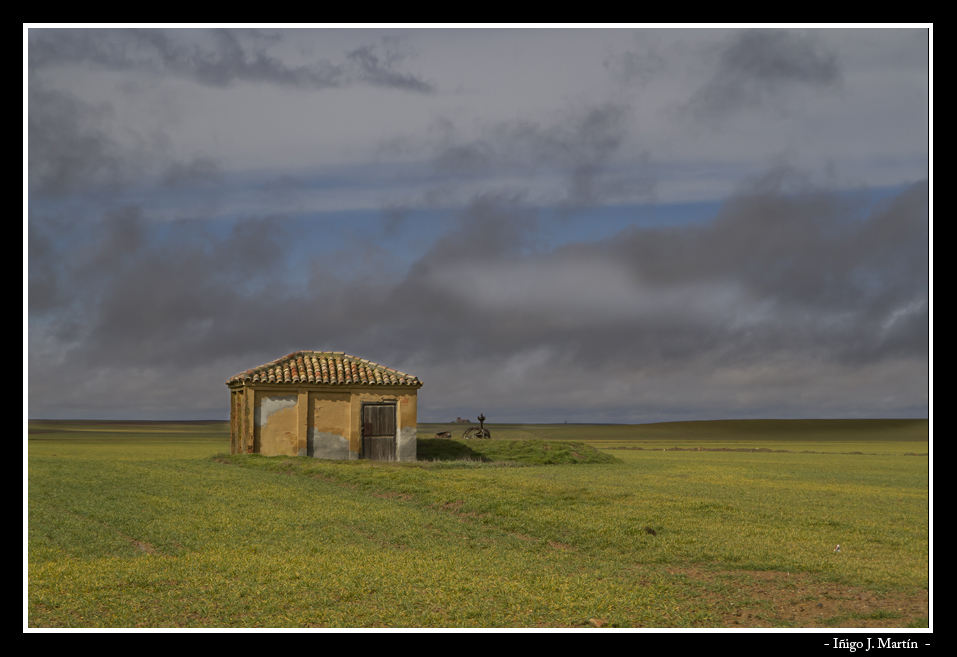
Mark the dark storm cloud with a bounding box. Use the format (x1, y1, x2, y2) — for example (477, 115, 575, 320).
(42, 209, 296, 372)
(428, 103, 655, 206)
(32, 196, 533, 377)
(28, 28, 434, 93)
(27, 29, 433, 197)
(368, 178, 927, 373)
(27, 81, 220, 197)
(81, 179, 928, 368)
(28, 29, 332, 88)
(602, 178, 929, 366)
(608, 168, 922, 307)
(27, 84, 130, 196)
(682, 29, 841, 121)
(346, 41, 435, 93)
(28, 176, 927, 419)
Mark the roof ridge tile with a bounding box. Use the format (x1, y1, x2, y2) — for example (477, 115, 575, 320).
(227, 351, 421, 386)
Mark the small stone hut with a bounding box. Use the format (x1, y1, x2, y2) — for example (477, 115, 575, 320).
(226, 351, 422, 461)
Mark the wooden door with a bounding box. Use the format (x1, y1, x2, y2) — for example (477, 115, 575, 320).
(362, 404, 396, 461)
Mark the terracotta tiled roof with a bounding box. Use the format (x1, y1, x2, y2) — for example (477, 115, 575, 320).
(227, 351, 422, 387)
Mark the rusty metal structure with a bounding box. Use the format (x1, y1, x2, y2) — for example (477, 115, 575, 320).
(462, 413, 491, 439)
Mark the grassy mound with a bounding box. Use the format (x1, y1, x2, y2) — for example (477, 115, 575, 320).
(417, 438, 621, 465)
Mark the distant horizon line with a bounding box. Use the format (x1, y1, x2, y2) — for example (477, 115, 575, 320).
(27, 417, 930, 425)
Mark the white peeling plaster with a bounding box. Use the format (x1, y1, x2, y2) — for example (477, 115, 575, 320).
(255, 394, 298, 426)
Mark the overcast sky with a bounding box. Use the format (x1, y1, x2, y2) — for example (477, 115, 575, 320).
(25, 26, 930, 423)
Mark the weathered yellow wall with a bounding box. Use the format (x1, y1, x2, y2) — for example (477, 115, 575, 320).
(228, 388, 240, 454)
(308, 391, 354, 459)
(397, 393, 418, 461)
(398, 393, 417, 428)
(229, 383, 419, 460)
(244, 386, 255, 454)
(255, 392, 299, 457)
(228, 384, 255, 454)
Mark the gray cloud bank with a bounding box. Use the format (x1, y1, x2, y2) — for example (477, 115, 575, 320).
(27, 28, 433, 197)
(424, 103, 655, 208)
(682, 29, 841, 121)
(28, 176, 928, 422)
(28, 28, 434, 92)
(26, 27, 929, 422)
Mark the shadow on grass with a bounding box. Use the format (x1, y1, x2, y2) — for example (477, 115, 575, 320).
(417, 439, 492, 462)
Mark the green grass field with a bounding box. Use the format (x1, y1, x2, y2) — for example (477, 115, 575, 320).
(27, 419, 929, 628)
(422, 419, 929, 453)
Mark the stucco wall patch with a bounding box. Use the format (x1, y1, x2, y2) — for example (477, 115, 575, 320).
(308, 428, 356, 460)
(397, 425, 417, 462)
(256, 393, 299, 457)
(255, 394, 298, 426)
